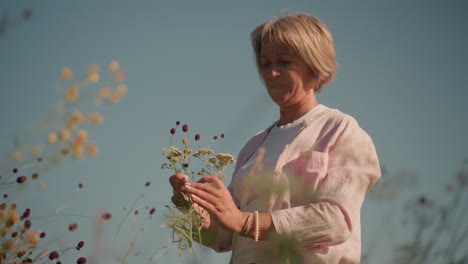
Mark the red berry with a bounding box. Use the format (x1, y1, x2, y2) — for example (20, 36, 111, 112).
(69, 223, 78, 231)
(145, 182, 150, 187)
(77, 241, 84, 248)
(78, 183, 83, 188)
(11, 231, 18, 238)
(49, 251, 59, 260)
(213, 136, 218, 140)
(170, 128, 176, 135)
(3, 194, 7, 198)
(40, 232, 46, 238)
(77, 257, 87, 264)
(195, 134, 200, 141)
(24, 220, 31, 229)
(12, 168, 18, 173)
(221, 133, 225, 138)
(102, 212, 112, 220)
(150, 208, 156, 215)
(22, 209, 30, 218)
(16, 176, 27, 184)
(182, 124, 188, 132)
(176, 121, 180, 125)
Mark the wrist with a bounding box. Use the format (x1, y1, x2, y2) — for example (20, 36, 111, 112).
(236, 212, 251, 234)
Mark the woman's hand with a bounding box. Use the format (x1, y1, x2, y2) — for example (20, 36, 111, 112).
(169, 173, 212, 229)
(169, 173, 190, 208)
(184, 176, 249, 233)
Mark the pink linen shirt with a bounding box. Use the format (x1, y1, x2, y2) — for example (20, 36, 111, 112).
(207, 108, 381, 264)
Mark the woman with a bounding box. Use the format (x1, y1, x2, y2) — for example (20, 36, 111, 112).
(170, 13, 380, 264)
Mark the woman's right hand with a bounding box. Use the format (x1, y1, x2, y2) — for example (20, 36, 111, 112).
(169, 173, 190, 207)
(169, 173, 212, 229)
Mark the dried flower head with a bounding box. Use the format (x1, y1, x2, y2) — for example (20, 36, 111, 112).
(87, 72, 100, 83)
(99, 86, 112, 97)
(88, 112, 104, 125)
(114, 71, 126, 82)
(47, 132, 58, 144)
(61, 67, 73, 80)
(87, 142, 98, 156)
(108, 60, 120, 72)
(66, 84, 80, 103)
(116, 84, 128, 95)
(60, 128, 71, 140)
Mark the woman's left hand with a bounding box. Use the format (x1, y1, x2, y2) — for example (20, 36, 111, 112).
(184, 176, 248, 233)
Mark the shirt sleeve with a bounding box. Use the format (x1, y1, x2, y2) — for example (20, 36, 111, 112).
(270, 117, 381, 248)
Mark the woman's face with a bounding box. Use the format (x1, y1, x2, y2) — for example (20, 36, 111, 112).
(259, 42, 316, 108)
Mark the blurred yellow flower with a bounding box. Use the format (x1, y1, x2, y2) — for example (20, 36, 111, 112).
(66, 84, 80, 103)
(61, 67, 73, 80)
(9, 209, 20, 223)
(60, 128, 71, 140)
(31, 145, 42, 157)
(116, 84, 128, 96)
(71, 111, 84, 123)
(88, 72, 100, 83)
(47, 132, 58, 144)
(61, 147, 69, 155)
(108, 60, 120, 72)
(114, 71, 126, 82)
(88, 64, 100, 74)
(109, 93, 121, 104)
(99, 86, 112, 97)
(87, 142, 98, 156)
(38, 182, 46, 190)
(75, 130, 88, 144)
(73, 144, 83, 158)
(88, 112, 104, 125)
(66, 118, 77, 130)
(13, 151, 22, 162)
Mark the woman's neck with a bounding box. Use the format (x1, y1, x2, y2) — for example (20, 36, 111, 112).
(278, 96, 318, 126)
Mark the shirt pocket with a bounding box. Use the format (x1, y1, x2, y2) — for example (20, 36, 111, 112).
(283, 151, 329, 204)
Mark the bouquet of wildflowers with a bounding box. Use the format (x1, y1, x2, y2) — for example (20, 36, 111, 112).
(161, 122, 235, 260)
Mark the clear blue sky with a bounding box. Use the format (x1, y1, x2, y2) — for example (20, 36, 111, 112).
(1, 0, 467, 263)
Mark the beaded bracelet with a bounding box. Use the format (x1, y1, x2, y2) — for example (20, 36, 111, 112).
(254, 210, 259, 242)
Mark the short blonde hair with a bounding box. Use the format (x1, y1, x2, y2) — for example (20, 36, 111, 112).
(251, 13, 337, 92)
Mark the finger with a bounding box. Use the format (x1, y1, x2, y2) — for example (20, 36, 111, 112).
(197, 176, 224, 188)
(169, 173, 189, 191)
(191, 194, 217, 215)
(171, 193, 188, 208)
(188, 181, 220, 198)
(185, 183, 219, 205)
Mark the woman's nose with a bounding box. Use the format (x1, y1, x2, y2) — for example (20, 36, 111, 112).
(268, 68, 281, 78)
